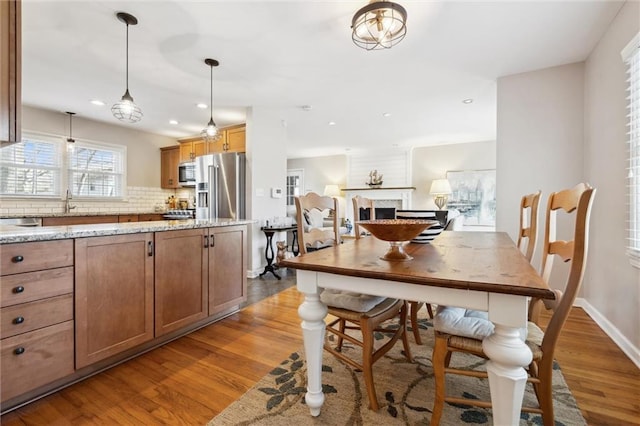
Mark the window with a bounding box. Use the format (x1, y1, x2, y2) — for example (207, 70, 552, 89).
(0, 134, 62, 197)
(623, 33, 640, 267)
(286, 169, 304, 208)
(69, 141, 125, 198)
(0, 133, 126, 199)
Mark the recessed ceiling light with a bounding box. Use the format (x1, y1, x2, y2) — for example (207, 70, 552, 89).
(169, 120, 179, 125)
(197, 103, 208, 109)
(328, 121, 336, 126)
(383, 112, 392, 117)
(462, 98, 473, 104)
(90, 100, 105, 106)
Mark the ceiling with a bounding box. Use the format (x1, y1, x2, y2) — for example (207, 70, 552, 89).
(21, 1, 624, 159)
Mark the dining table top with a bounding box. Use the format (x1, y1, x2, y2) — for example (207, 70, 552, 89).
(279, 231, 555, 300)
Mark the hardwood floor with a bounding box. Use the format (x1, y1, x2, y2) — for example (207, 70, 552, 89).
(2, 275, 638, 425)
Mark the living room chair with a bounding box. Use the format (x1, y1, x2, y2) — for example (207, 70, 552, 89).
(518, 190, 542, 263)
(352, 196, 434, 346)
(297, 192, 413, 411)
(430, 183, 595, 426)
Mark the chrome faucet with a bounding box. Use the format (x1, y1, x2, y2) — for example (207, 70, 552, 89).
(64, 189, 76, 213)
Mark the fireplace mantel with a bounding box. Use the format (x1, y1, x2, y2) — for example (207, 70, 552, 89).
(342, 186, 416, 192)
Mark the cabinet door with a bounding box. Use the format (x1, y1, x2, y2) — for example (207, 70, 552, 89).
(179, 141, 193, 162)
(226, 126, 246, 153)
(160, 146, 180, 189)
(193, 140, 206, 158)
(0, 0, 21, 145)
(154, 229, 208, 336)
(208, 225, 247, 315)
(75, 233, 154, 368)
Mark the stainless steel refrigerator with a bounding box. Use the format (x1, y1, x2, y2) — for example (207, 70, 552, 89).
(195, 152, 246, 220)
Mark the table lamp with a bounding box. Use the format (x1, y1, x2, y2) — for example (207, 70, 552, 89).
(430, 179, 452, 210)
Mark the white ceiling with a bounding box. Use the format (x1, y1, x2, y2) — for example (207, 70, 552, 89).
(21, 0, 624, 159)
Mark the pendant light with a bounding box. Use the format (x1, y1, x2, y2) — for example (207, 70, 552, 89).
(65, 112, 76, 143)
(201, 58, 222, 143)
(351, 1, 407, 50)
(111, 12, 143, 123)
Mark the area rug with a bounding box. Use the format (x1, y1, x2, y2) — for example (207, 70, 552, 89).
(208, 315, 585, 426)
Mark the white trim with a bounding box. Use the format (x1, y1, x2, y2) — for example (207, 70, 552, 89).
(621, 32, 640, 61)
(627, 248, 640, 269)
(574, 297, 640, 369)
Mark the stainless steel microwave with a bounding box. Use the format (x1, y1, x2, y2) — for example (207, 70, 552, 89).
(178, 162, 196, 187)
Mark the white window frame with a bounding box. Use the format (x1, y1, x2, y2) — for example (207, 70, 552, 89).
(0, 131, 127, 201)
(68, 138, 127, 200)
(622, 33, 640, 268)
(0, 132, 64, 198)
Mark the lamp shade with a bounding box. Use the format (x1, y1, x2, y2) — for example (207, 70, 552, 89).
(430, 179, 452, 195)
(323, 184, 341, 197)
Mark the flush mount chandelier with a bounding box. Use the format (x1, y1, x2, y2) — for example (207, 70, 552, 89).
(65, 111, 76, 143)
(201, 58, 223, 143)
(111, 12, 143, 123)
(351, 0, 407, 50)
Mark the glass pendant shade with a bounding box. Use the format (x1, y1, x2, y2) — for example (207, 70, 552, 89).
(201, 58, 222, 142)
(112, 12, 142, 123)
(351, 1, 407, 50)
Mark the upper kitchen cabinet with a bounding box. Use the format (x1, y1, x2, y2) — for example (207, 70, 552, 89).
(160, 145, 180, 189)
(0, 0, 21, 146)
(215, 124, 246, 154)
(179, 138, 205, 162)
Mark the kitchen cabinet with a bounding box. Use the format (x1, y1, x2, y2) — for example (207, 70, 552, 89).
(75, 233, 154, 369)
(160, 145, 180, 189)
(0, 239, 74, 403)
(207, 124, 246, 154)
(208, 225, 247, 315)
(154, 229, 208, 336)
(179, 138, 206, 162)
(118, 214, 138, 223)
(138, 213, 164, 221)
(0, 0, 21, 146)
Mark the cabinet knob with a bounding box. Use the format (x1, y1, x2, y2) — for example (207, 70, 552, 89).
(12, 286, 25, 294)
(12, 255, 24, 263)
(14, 347, 25, 355)
(13, 316, 24, 325)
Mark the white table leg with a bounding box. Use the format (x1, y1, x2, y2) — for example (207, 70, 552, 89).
(482, 324, 533, 425)
(298, 289, 328, 417)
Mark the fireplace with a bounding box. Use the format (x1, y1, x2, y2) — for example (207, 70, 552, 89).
(357, 207, 397, 220)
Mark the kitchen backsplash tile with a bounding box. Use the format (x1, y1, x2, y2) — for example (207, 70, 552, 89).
(1, 187, 195, 216)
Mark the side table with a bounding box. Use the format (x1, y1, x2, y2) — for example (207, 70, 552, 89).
(259, 226, 298, 279)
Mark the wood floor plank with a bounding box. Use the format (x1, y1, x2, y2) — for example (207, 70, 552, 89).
(1, 280, 638, 425)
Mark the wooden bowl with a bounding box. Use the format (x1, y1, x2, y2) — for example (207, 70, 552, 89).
(356, 219, 440, 261)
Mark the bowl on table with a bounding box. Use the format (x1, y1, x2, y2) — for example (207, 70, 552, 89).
(356, 219, 440, 261)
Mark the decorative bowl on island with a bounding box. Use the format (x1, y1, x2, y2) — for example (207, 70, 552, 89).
(356, 219, 440, 261)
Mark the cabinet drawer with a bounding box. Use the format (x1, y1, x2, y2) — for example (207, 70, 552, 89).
(1, 240, 73, 275)
(1, 294, 73, 339)
(1, 267, 73, 308)
(118, 215, 138, 223)
(1, 321, 74, 402)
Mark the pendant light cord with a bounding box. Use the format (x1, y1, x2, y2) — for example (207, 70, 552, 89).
(125, 22, 129, 91)
(210, 64, 214, 121)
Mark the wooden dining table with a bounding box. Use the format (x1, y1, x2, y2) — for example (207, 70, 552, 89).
(279, 231, 555, 425)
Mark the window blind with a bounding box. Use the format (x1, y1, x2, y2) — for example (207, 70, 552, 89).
(0, 137, 62, 197)
(68, 140, 126, 198)
(623, 33, 640, 267)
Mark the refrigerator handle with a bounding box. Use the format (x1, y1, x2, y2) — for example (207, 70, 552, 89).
(213, 164, 220, 219)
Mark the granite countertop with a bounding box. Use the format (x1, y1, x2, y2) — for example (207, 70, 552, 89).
(0, 219, 256, 244)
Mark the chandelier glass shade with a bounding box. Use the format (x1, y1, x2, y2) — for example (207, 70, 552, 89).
(351, 1, 407, 51)
(65, 111, 75, 143)
(201, 58, 222, 143)
(111, 12, 142, 123)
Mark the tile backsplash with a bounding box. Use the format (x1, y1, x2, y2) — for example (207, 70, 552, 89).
(0, 187, 195, 216)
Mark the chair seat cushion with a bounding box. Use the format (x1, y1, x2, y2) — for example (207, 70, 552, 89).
(434, 306, 495, 340)
(321, 289, 387, 313)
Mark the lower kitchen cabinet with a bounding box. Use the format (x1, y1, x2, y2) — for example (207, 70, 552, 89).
(154, 229, 208, 336)
(74, 233, 154, 369)
(208, 225, 247, 315)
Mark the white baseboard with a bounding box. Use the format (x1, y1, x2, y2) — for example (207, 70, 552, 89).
(247, 269, 261, 279)
(574, 297, 640, 369)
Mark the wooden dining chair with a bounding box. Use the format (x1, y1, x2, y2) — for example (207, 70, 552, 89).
(297, 192, 413, 411)
(352, 195, 434, 345)
(430, 183, 595, 426)
(518, 190, 542, 263)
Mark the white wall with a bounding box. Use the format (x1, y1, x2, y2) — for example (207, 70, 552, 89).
(412, 141, 496, 210)
(246, 107, 288, 276)
(583, 1, 639, 358)
(287, 155, 348, 195)
(22, 105, 178, 188)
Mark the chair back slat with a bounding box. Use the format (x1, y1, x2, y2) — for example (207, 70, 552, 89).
(517, 190, 541, 263)
(352, 195, 375, 239)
